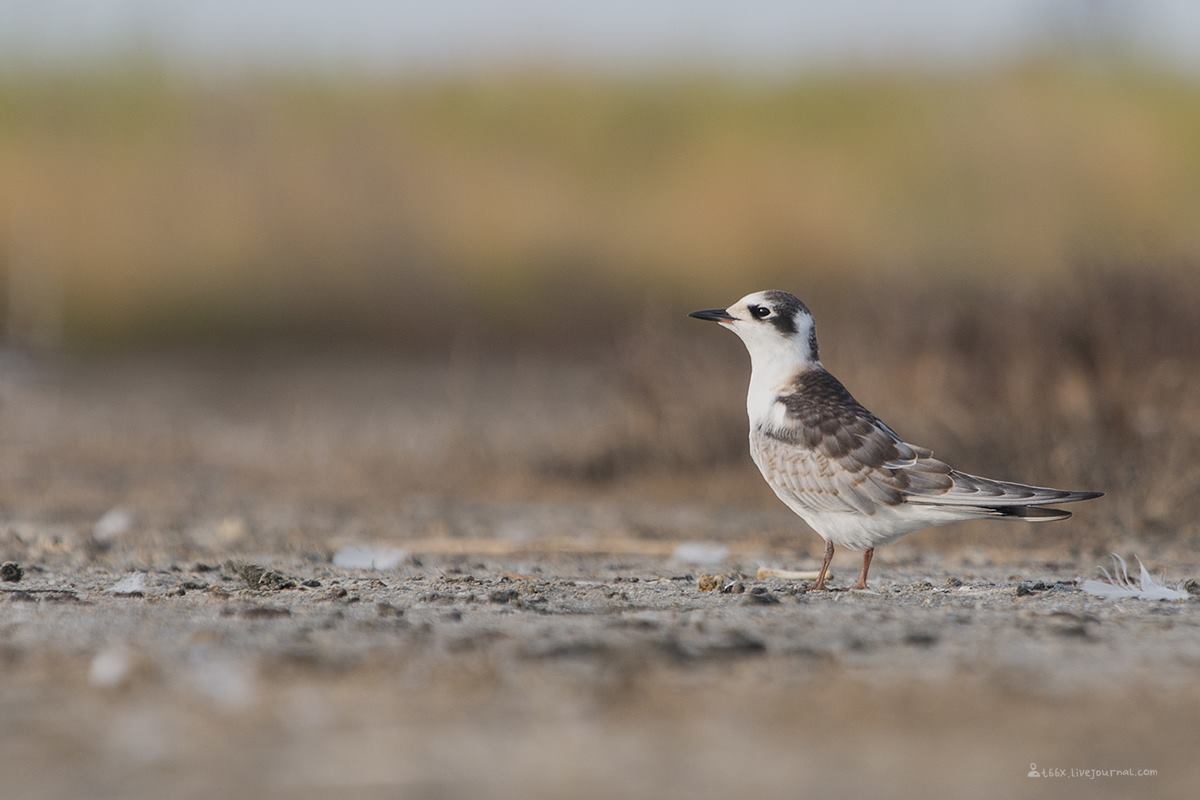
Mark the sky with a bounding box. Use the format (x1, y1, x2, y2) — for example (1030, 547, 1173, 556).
(2, 0, 1198, 73)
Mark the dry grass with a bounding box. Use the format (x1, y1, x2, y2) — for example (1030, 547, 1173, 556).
(0, 61, 1197, 556)
(1, 266, 1197, 557)
(2, 61, 1200, 347)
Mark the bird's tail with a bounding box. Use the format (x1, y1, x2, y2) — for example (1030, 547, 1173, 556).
(988, 504, 1074, 522)
(903, 469, 1103, 511)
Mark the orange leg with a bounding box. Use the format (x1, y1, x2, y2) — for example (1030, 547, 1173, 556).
(813, 540, 835, 591)
(853, 548, 875, 590)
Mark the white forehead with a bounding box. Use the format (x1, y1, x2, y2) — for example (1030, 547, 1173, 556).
(733, 291, 772, 308)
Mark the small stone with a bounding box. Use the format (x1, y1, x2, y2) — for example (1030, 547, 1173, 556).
(108, 573, 148, 597)
(904, 630, 939, 647)
(89, 645, 135, 689)
(710, 630, 766, 655)
(226, 561, 296, 591)
(222, 604, 291, 619)
(376, 602, 405, 618)
(744, 587, 780, 605)
(721, 581, 745, 594)
(1183, 579, 1200, 597)
(93, 507, 134, 543)
(945, 576, 964, 588)
(671, 542, 730, 566)
(489, 588, 519, 604)
(302, 579, 322, 588)
(332, 545, 407, 570)
(1, 562, 23, 583)
(696, 574, 722, 592)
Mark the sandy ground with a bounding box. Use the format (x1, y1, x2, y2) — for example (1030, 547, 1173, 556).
(3, 550, 1199, 800)
(1, 354, 1198, 798)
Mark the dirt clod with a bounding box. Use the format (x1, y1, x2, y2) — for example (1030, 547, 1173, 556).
(0, 562, 23, 583)
(489, 588, 519, 603)
(744, 587, 780, 605)
(227, 561, 297, 591)
(904, 630, 939, 647)
(222, 604, 292, 619)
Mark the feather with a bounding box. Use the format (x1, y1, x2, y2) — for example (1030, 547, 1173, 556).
(1081, 554, 1190, 601)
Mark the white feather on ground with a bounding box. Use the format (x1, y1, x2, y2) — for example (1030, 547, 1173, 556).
(1081, 554, 1190, 601)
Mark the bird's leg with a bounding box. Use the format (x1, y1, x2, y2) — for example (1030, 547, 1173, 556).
(853, 548, 874, 590)
(813, 540, 835, 591)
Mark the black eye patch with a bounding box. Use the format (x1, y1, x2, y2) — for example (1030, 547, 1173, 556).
(749, 305, 771, 319)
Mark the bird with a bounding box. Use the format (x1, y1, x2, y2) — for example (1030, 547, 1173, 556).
(689, 290, 1101, 590)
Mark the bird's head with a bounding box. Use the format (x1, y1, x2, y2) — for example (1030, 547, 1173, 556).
(689, 290, 819, 365)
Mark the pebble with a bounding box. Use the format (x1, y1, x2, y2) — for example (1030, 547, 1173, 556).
(489, 588, 519, 604)
(904, 630, 939, 647)
(743, 587, 780, 605)
(227, 562, 297, 591)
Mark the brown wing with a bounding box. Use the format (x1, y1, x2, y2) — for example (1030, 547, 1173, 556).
(760, 368, 1100, 515)
(758, 369, 953, 516)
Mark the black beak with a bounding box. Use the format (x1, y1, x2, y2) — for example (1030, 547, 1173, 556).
(688, 308, 735, 322)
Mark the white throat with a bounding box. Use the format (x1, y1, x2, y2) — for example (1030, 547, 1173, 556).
(739, 331, 820, 425)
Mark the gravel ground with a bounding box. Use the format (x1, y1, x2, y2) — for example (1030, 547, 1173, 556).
(3, 549, 1198, 800)
(1, 354, 1197, 798)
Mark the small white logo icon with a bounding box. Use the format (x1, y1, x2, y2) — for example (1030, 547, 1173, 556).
(1027, 763, 1040, 778)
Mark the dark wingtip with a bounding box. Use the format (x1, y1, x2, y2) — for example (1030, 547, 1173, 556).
(995, 505, 1073, 521)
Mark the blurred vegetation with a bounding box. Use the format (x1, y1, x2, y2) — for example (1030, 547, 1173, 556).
(1, 58, 1199, 546)
(1, 59, 1199, 350)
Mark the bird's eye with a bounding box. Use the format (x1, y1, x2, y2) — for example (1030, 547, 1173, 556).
(749, 305, 771, 319)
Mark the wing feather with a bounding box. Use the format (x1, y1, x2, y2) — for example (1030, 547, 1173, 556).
(753, 367, 1101, 516)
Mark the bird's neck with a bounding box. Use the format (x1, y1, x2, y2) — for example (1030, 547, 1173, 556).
(745, 342, 818, 425)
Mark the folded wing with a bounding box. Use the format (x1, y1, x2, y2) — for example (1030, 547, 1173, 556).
(759, 368, 1101, 519)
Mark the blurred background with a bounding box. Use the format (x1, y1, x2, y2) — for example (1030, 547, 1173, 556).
(4, 3, 1200, 799)
(2, 0, 1198, 553)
